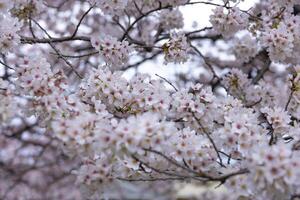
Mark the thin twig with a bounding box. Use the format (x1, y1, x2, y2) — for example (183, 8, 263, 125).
(70, 5, 95, 38)
(192, 112, 225, 167)
(155, 74, 178, 92)
(0, 60, 14, 70)
(31, 19, 83, 79)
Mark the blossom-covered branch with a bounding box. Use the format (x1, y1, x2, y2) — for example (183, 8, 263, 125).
(2, 0, 300, 199)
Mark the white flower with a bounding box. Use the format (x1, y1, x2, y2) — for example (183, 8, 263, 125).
(232, 33, 259, 62)
(210, 7, 249, 38)
(0, 14, 22, 54)
(163, 32, 190, 64)
(261, 107, 291, 135)
(245, 143, 300, 198)
(94, 0, 128, 15)
(0, 92, 20, 123)
(262, 25, 294, 63)
(114, 112, 177, 152)
(261, 14, 300, 64)
(16, 57, 54, 95)
(222, 69, 251, 98)
(91, 35, 133, 68)
(159, 9, 184, 31)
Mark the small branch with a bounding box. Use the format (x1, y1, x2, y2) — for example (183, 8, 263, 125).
(117, 177, 185, 182)
(123, 51, 161, 70)
(185, 27, 212, 36)
(285, 74, 297, 111)
(28, 15, 36, 38)
(252, 51, 271, 84)
(155, 74, 178, 92)
(191, 44, 219, 83)
(120, 4, 172, 41)
(50, 51, 99, 59)
(192, 112, 225, 167)
(127, 149, 248, 185)
(143, 148, 201, 177)
(49, 43, 83, 79)
(21, 35, 90, 44)
(70, 5, 95, 38)
(285, 90, 294, 111)
(31, 19, 83, 79)
(0, 60, 14, 70)
(131, 154, 205, 181)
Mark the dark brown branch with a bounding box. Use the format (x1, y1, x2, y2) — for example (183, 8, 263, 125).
(70, 5, 95, 38)
(117, 177, 185, 182)
(252, 50, 271, 84)
(21, 35, 90, 44)
(0, 60, 13, 70)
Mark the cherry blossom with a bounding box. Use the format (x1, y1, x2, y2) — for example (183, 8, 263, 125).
(163, 32, 190, 64)
(2, 0, 300, 199)
(91, 35, 133, 68)
(210, 7, 249, 38)
(0, 13, 22, 54)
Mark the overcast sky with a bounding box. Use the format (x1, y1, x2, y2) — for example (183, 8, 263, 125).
(182, 0, 259, 29)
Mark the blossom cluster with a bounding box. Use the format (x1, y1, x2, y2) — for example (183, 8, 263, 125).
(94, 0, 128, 15)
(232, 33, 259, 63)
(0, 9, 22, 54)
(93, 0, 188, 16)
(0, 82, 20, 125)
(159, 9, 184, 31)
(226, 143, 300, 199)
(10, 54, 300, 199)
(163, 32, 190, 64)
(210, 7, 249, 38)
(91, 35, 133, 68)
